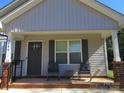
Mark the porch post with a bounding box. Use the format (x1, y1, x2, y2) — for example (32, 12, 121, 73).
(103, 38, 109, 74)
(112, 31, 124, 88)
(1, 33, 14, 89)
(4, 33, 13, 63)
(112, 31, 121, 62)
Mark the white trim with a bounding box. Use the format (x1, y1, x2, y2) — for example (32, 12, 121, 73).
(104, 38, 108, 75)
(80, 40, 83, 62)
(55, 41, 56, 62)
(11, 30, 114, 38)
(5, 33, 12, 62)
(67, 41, 69, 64)
(112, 31, 121, 61)
(26, 40, 43, 76)
(12, 40, 15, 60)
(55, 39, 82, 64)
(0, 22, 3, 31)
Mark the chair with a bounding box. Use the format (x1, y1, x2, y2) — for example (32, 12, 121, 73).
(78, 62, 91, 79)
(46, 62, 60, 80)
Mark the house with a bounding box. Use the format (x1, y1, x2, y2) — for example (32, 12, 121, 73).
(0, 0, 124, 78)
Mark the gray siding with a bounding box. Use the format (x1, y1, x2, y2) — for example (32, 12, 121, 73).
(89, 38, 106, 76)
(6, 0, 118, 32)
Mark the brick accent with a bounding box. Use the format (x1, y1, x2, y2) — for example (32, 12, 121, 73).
(1, 63, 10, 89)
(112, 62, 124, 88)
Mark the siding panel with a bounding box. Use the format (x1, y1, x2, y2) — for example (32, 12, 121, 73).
(6, 0, 118, 32)
(89, 39, 106, 76)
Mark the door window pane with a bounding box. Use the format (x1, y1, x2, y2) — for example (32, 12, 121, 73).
(69, 41, 81, 52)
(56, 41, 67, 52)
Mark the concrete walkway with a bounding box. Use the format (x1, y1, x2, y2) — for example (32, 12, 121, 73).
(0, 88, 124, 93)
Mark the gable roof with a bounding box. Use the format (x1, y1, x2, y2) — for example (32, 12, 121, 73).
(0, 0, 124, 31)
(0, 0, 29, 18)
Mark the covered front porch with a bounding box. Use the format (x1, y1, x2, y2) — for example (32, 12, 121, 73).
(0, 30, 122, 88)
(8, 31, 109, 77)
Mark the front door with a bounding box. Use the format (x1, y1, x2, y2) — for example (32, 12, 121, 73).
(27, 42, 42, 76)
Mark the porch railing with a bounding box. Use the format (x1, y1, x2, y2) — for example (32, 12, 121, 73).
(11, 60, 25, 82)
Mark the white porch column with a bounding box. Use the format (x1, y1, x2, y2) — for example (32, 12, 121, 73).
(112, 31, 121, 62)
(4, 34, 13, 63)
(103, 38, 109, 74)
(0, 42, 4, 63)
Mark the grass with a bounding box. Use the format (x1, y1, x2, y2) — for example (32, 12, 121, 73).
(107, 70, 114, 79)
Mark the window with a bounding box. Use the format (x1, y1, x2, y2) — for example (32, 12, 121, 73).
(69, 41, 81, 64)
(56, 41, 67, 64)
(55, 40, 82, 64)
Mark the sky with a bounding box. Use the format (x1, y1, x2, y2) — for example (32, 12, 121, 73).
(0, 0, 124, 15)
(0, 0, 13, 9)
(97, 0, 124, 15)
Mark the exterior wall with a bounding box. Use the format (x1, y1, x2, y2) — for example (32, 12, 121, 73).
(88, 36, 106, 76)
(2, 34, 106, 77)
(5, 0, 118, 32)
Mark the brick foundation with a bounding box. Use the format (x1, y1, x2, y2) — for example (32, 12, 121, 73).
(112, 61, 124, 88)
(1, 63, 10, 89)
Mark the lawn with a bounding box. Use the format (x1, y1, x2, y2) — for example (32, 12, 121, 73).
(107, 70, 114, 79)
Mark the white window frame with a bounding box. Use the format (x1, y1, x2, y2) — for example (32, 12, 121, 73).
(55, 39, 82, 64)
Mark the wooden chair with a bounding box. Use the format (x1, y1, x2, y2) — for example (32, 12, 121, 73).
(46, 62, 60, 80)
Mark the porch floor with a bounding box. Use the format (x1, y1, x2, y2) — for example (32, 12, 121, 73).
(9, 77, 116, 89)
(13, 77, 114, 84)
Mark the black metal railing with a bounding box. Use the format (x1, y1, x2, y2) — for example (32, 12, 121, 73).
(10, 60, 25, 82)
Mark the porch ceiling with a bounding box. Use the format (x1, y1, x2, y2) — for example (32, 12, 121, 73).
(11, 30, 113, 39)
